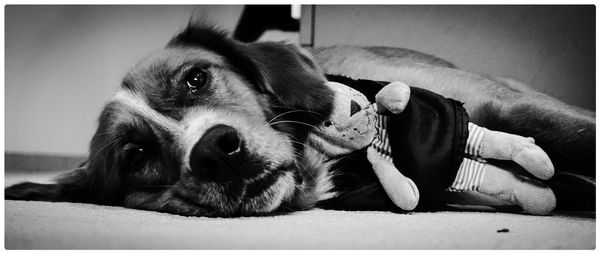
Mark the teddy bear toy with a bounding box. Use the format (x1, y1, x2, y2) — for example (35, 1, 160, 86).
(307, 75, 557, 215)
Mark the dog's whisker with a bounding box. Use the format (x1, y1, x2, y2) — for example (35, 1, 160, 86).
(288, 140, 312, 151)
(270, 106, 327, 117)
(275, 130, 323, 183)
(318, 146, 329, 165)
(267, 109, 310, 125)
(269, 120, 318, 129)
(138, 185, 178, 188)
(278, 131, 300, 141)
(278, 132, 319, 157)
(86, 139, 120, 165)
(296, 160, 316, 182)
(287, 146, 317, 183)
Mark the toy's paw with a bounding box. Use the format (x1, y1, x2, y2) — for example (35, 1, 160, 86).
(511, 138, 555, 180)
(481, 130, 554, 180)
(367, 146, 419, 210)
(375, 81, 410, 114)
(479, 164, 556, 215)
(390, 177, 420, 211)
(513, 176, 557, 215)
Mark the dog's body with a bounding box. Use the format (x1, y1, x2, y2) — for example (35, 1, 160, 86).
(313, 46, 595, 212)
(6, 25, 595, 216)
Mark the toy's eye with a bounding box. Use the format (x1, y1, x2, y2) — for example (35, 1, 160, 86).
(184, 68, 207, 93)
(323, 121, 333, 127)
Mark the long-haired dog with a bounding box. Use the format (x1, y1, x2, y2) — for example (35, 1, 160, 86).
(6, 24, 595, 217)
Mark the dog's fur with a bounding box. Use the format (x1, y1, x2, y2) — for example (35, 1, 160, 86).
(6, 24, 595, 217)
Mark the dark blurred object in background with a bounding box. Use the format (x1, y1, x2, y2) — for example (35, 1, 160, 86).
(234, 5, 299, 42)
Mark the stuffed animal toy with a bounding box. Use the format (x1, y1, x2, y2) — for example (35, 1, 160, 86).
(308, 75, 557, 215)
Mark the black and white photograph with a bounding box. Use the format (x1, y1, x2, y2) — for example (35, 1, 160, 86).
(4, 4, 596, 249)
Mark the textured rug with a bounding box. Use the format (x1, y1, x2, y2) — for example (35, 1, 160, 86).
(5, 200, 595, 249)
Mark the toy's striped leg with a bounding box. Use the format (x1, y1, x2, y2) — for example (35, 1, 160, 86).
(446, 158, 487, 192)
(446, 158, 556, 215)
(464, 122, 486, 157)
(465, 122, 554, 180)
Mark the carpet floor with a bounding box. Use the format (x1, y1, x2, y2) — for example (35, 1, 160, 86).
(4, 173, 595, 249)
(5, 200, 595, 249)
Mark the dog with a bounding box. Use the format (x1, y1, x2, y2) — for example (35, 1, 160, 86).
(6, 24, 595, 217)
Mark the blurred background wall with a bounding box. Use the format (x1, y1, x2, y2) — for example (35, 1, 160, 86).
(5, 5, 244, 158)
(5, 5, 595, 165)
(305, 5, 595, 111)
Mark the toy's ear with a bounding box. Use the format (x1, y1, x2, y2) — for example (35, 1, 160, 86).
(5, 167, 92, 202)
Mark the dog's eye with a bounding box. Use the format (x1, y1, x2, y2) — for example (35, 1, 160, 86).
(184, 68, 207, 93)
(124, 145, 146, 168)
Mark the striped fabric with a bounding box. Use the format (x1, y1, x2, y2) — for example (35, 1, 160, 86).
(446, 158, 487, 192)
(371, 113, 488, 192)
(370, 114, 393, 162)
(465, 122, 486, 157)
(447, 122, 488, 192)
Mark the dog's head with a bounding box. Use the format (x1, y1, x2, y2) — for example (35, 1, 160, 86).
(6, 24, 336, 217)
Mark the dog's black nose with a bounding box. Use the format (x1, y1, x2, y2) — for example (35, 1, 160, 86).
(189, 124, 243, 182)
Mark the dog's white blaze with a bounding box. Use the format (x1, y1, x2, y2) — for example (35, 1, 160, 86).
(113, 90, 183, 135)
(181, 108, 295, 174)
(113, 89, 299, 213)
(180, 109, 223, 171)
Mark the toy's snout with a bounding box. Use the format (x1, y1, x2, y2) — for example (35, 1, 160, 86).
(308, 81, 378, 156)
(332, 102, 377, 131)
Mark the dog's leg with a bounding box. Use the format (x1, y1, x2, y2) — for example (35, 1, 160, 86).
(490, 76, 595, 119)
(479, 77, 595, 178)
(475, 94, 595, 178)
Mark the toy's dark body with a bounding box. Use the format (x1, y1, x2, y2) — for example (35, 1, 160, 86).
(321, 75, 469, 211)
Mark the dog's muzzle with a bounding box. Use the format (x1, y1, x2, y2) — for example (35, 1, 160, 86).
(189, 124, 246, 182)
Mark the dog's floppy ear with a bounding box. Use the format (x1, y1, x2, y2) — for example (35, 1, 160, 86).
(5, 167, 90, 202)
(6, 158, 122, 205)
(239, 41, 334, 119)
(7, 110, 124, 204)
